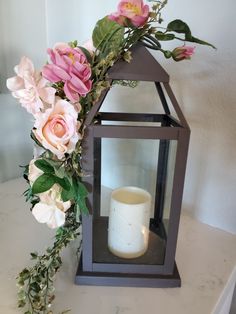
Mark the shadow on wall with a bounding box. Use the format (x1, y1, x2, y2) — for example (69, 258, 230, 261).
(0, 94, 33, 183)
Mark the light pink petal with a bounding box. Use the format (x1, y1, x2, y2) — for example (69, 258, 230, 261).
(37, 77, 48, 88)
(131, 15, 147, 27)
(13, 88, 30, 99)
(38, 87, 56, 104)
(54, 42, 70, 51)
(6, 76, 24, 91)
(17, 56, 35, 77)
(82, 39, 95, 53)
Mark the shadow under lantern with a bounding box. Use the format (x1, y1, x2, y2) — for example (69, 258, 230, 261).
(76, 44, 190, 287)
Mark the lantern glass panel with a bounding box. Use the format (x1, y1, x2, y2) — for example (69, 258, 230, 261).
(92, 136, 178, 266)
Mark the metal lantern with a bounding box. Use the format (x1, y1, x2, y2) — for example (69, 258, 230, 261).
(76, 44, 190, 287)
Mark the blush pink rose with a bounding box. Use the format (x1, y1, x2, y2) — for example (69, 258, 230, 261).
(109, 0, 150, 28)
(172, 46, 195, 61)
(42, 43, 92, 103)
(6, 57, 55, 115)
(34, 99, 80, 159)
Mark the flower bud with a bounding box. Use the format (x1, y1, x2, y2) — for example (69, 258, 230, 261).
(172, 46, 195, 62)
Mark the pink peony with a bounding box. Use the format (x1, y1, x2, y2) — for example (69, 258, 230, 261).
(109, 0, 150, 28)
(6, 57, 56, 115)
(172, 46, 195, 61)
(42, 43, 92, 103)
(34, 99, 80, 159)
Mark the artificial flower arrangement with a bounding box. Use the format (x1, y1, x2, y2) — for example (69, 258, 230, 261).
(7, 0, 214, 313)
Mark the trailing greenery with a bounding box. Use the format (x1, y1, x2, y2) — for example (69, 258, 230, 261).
(17, 209, 80, 314)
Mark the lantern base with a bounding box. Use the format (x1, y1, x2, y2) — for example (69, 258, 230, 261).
(75, 258, 181, 288)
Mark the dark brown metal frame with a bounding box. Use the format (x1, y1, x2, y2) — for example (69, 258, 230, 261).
(75, 44, 190, 288)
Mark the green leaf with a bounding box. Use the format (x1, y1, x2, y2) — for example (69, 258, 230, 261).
(187, 35, 216, 49)
(167, 19, 216, 49)
(30, 252, 38, 260)
(160, 49, 172, 59)
(54, 176, 71, 191)
(30, 282, 41, 293)
(18, 289, 26, 300)
(34, 159, 55, 174)
(78, 181, 88, 198)
(155, 31, 175, 41)
(32, 174, 56, 194)
(92, 16, 124, 55)
(76, 181, 89, 215)
(18, 300, 26, 308)
(167, 19, 191, 36)
(61, 187, 75, 202)
(54, 167, 66, 179)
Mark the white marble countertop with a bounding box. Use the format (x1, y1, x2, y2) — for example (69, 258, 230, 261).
(0, 178, 236, 314)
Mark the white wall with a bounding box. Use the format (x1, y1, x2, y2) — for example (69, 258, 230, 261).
(0, 0, 48, 181)
(0, 0, 235, 234)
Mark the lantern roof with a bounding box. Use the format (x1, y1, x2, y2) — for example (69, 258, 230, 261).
(108, 43, 169, 82)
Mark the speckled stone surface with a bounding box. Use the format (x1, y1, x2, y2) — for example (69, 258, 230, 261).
(0, 178, 236, 314)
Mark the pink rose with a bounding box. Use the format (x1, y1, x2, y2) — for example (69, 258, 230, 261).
(34, 99, 80, 159)
(172, 46, 195, 61)
(42, 43, 92, 103)
(6, 57, 56, 115)
(109, 0, 149, 28)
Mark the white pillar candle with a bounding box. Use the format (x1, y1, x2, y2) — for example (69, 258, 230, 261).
(108, 186, 151, 259)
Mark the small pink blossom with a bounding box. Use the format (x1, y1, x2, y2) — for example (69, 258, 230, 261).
(6, 57, 56, 115)
(172, 46, 195, 62)
(109, 0, 150, 28)
(42, 43, 92, 103)
(34, 99, 80, 159)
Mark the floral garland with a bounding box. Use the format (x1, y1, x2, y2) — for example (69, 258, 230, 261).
(7, 0, 214, 313)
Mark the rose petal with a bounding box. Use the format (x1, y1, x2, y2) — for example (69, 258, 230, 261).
(47, 208, 65, 229)
(32, 203, 53, 224)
